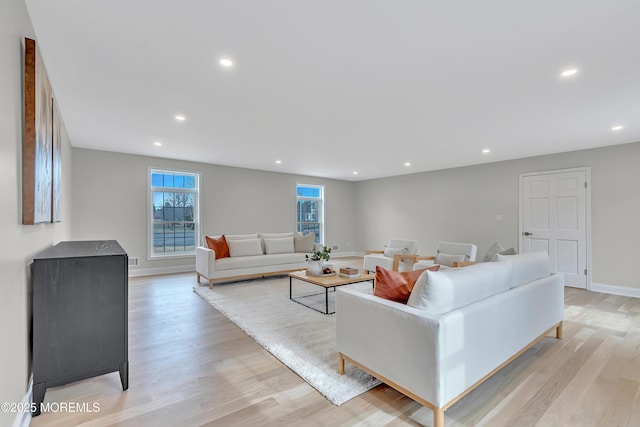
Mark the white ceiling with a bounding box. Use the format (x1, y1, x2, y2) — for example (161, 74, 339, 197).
(25, 0, 640, 181)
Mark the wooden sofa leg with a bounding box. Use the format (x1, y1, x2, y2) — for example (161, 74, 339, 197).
(338, 353, 345, 375)
(208, 279, 214, 289)
(196, 273, 201, 283)
(433, 407, 444, 427)
(556, 321, 563, 339)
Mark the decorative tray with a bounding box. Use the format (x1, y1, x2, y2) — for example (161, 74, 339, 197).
(306, 271, 337, 277)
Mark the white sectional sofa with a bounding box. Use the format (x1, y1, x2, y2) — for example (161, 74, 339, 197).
(196, 232, 316, 288)
(336, 251, 564, 427)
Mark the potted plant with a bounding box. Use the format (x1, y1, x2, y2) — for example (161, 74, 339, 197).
(306, 246, 332, 275)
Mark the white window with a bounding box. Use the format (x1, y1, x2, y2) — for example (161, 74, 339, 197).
(296, 184, 324, 244)
(149, 168, 200, 258)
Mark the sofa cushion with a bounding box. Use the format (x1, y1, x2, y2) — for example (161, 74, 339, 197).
(497, 251, 550, 288)
(225, 233, 259, 241)
(259, 232, 291, 251)
(227, 238, 263, 257)
(374, 266, 439, 304)
(205, 235, 230, 259)
(264, 237, 294, 255)
(294, 232, 315, 253)
(435, 253, 467, 267)
(407, 261, 513, 315)
(215, 253, 306, 271)
(259, 232, 294, 240)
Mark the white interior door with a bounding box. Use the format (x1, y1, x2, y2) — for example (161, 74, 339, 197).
(520, 169, 589, 289)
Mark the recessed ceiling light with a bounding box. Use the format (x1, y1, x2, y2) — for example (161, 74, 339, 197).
(352, 171, 359, 175)
(404, 162, 411, 167)
(275, 160, 282, 164)
(482, 148, 491, 154)
(153, 141, 162, 146)
(611, 125, 624, 131)
(219, 58, 233, 67)
(560, 68, 578, 77)
(175, 115, 186, 121)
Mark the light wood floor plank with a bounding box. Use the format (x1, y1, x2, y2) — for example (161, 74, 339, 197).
(535, 334, 621, 427)
(30, 259, 640, 426)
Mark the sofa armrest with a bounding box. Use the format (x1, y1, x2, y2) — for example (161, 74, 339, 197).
(196, 246, 216, 279)
(416, 255, 436, 261)
(336, 288, 441, 406)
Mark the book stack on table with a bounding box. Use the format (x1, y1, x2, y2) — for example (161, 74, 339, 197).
(339, 267, 360, 278)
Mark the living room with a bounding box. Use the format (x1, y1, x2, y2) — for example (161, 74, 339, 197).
(2, 1, 640, 426)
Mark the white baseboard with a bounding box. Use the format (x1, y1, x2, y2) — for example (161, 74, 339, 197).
(590, 282, 640, 298)
(329, 251, 358, 258)
(128, 264, 194, 277)
(13, 376, 32, 427)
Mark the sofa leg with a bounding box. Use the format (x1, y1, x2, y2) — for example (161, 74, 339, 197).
(338, 353, 345, 375)
(208, 279, 214, 289)
(556, 321, 563, 339)
(196, 273, 201, 283)
(433, 407, 444, 427)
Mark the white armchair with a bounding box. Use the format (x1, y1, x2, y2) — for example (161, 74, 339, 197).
(363, 239, 418, 273)
(413, 242, 478, 270)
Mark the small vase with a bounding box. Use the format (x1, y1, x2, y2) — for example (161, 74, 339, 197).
(307, 260, 323, 275)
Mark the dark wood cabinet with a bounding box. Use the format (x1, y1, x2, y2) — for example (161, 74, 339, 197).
(31, 240, 129, 416)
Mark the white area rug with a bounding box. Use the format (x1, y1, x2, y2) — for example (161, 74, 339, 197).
(193, 275, 381, 405)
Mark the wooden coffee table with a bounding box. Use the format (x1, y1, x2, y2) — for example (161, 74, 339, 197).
(289, 270, 375, 314)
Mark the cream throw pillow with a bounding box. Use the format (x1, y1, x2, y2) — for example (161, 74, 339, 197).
(227, 238, 263, 257)
(260, 232, 294, 239)
(259, 233, 293, 252)
(483, 242, 505, 262)
(264, 237, 294, 255)
(294, 232, 315, 253)
(225, 233, 259, 241)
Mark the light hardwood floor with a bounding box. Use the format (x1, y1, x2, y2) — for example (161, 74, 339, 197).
(30, 258, 640, 426)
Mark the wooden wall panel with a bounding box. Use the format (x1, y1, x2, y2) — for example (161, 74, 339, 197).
(23, 38, 36, 224)
(23, 37, 59, 224)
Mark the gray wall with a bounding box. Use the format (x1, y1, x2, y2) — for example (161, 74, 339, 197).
(355, 142, 640, 290)
(73, 142, 640, 289)
(0, 1, 73, 424)
(71, 148, 357, 273)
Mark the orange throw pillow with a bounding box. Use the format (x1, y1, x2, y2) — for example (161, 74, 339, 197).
(374, 265, 440, 304)
(205, 235, 230, 259)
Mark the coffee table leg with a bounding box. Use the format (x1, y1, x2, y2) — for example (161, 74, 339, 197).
(290, 276, 292, 300)
(325, 287, 329, 314)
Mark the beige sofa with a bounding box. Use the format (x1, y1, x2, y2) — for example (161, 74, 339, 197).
(337, 251, 564, 427)
(196, 232, 316, 288)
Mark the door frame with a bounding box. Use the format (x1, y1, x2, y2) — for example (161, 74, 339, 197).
(518, 167, 592, 289)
